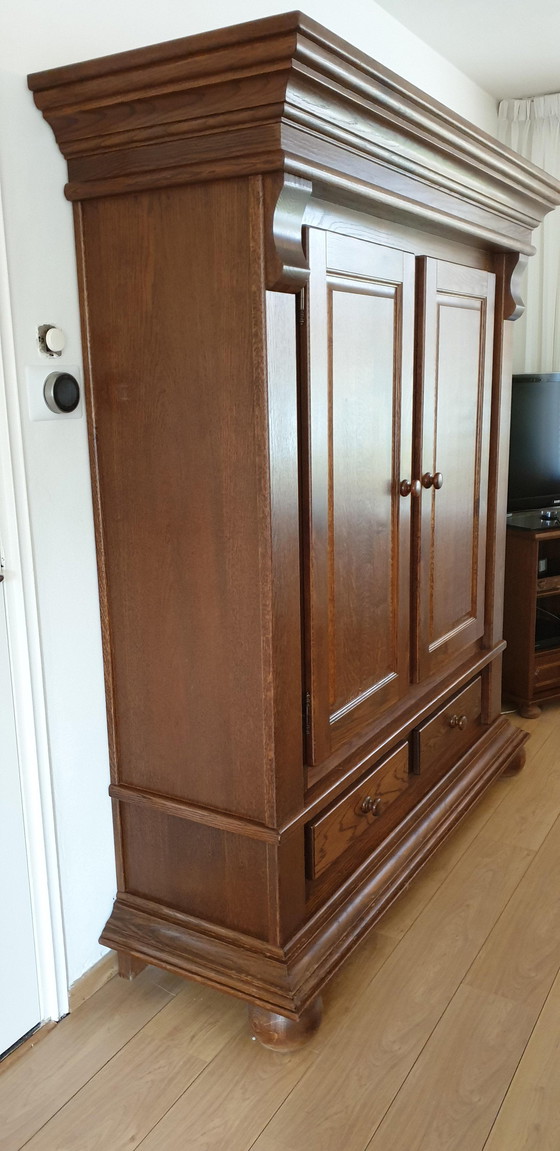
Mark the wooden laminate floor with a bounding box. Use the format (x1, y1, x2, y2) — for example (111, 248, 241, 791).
(2, 704, 560, 1151)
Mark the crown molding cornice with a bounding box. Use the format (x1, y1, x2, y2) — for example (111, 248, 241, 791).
(28, 12, 560, 280)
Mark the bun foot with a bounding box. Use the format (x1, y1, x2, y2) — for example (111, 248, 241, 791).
(248, 996, 323, 1051)
(502, 747, 527, 777)
(518, 703, 541, 719)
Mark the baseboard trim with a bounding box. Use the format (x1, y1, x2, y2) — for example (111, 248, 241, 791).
(0, 1022, 55, 1068)
(69, 951, 119, 1012)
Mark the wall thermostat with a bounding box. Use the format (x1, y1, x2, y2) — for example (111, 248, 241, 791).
(26, 364, 83, 422)
(44, 371, 81, 414)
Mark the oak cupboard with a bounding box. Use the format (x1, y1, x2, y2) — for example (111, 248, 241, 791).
(28, 12, 560, 1048)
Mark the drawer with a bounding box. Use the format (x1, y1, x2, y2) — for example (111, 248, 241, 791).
(412, 677, 482, 782)
(306, 743, 409, 879)
(534, 650, 560, 694)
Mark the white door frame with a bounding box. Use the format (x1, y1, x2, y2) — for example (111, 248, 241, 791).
(0, 176, 68, 1025)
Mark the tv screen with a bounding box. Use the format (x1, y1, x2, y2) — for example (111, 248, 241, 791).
(507, 373, 560, 513)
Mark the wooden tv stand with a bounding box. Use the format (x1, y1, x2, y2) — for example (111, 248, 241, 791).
(503, 512, 560, 717)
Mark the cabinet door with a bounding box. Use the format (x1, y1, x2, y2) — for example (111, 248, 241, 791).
(303, 229, 415, 765)
(413, 259, 495, 681)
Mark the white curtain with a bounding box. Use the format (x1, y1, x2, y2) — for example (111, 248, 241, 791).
(498, 95, 560, 373)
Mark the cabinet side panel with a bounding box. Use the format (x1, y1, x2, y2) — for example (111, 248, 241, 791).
(79, 180, 271, 820)
(120, 805, 270, 939)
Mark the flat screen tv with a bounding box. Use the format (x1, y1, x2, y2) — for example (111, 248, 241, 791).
(507, 373, 560, 513)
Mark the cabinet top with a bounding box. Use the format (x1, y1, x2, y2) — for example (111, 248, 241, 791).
(28, 10, 560, 253)
(508, 511, 560, 534)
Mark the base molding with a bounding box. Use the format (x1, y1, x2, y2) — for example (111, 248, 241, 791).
(68, 951, 118, 1011)
(101, 717, 526, 1019)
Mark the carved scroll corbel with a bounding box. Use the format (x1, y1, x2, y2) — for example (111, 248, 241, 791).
(503, 251, 529, 320)
(264, 173, 313, 292)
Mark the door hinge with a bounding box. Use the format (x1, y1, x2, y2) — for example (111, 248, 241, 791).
(298, 287, 306, 326)
(304, 691, 312, 736)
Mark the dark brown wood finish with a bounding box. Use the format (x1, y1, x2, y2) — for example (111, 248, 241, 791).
(412, 677, 483, 781)
(307, 743, 409, 879)
(248, 995, 323, 1051)
(304, 229, 415, 762)
(120, 805, 271, 939)
(503, 524, 560, 717)
(413, 260, 495, 681)
(503, 529, 539, 712)
(478, 251, 518, 730)
(28, 12, 559, 252)
(28, 12, 560, 1043)
(116, 952, 146, 980)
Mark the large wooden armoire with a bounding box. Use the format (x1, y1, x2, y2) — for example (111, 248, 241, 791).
(29, 13, 560, 1047)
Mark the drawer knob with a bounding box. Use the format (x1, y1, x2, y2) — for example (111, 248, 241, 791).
(399, 478, 422, 498)
(359, 795, 382, 816)
(449, 713, 468, 731)
(421, 471, 444, 490)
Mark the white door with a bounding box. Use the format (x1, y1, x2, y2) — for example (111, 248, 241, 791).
(0, 562, 41, 1056)
(0, 174, 66, 1055)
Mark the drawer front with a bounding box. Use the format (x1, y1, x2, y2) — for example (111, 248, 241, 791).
(307, 743, 409, 879)
(534, 650, 560, 694)
(412, 677, 482, 782)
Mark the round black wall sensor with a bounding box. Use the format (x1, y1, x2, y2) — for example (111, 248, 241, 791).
(44, 371, 81, 414)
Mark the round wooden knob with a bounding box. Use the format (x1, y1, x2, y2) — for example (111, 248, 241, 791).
(449, 713, 468, 731)
(399, 478, 422, 498)
(422, 471, 444, 490)
(359, 796, 382, 816)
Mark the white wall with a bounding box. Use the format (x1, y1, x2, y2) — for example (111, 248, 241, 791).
(3, 0, 498, 129)
(0, 0, 498, 990)
(0, 70, 117, 988)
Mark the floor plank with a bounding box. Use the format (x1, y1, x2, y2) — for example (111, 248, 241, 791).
(365, 985, 535, 1151)
(475, 723, 560, 852)
(0, 966, 180, 1151)
(483, 968, 560, 1151)
(466, 812, 560, 1010)
(136, 1026, 313, 1151)
(21, 983, 243, 1151)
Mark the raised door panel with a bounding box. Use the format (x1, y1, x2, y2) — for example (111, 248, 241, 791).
(414, 259, 495, 681)
(304, 228, 415, 766)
